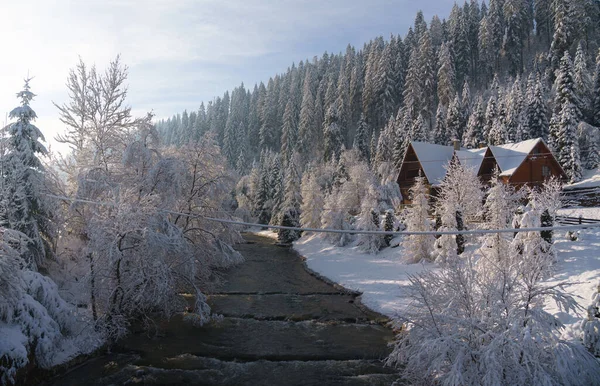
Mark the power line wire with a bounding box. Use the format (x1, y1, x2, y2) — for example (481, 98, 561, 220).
(43, 193, 600, 236)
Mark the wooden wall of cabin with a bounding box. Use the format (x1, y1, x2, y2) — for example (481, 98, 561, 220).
(508, 142, 565, 188)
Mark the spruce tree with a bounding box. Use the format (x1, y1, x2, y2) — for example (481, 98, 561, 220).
(323, 104, 344, 163)
(433, 104, 448, 145)
(353, 114, 369, 161)
(278, 161, 302, 243)
(557, 102, 583, 183)
(463, 95, 486, 148)
(437, 42, 456, 108)
(446, 95, 463, 143)
(526, 73, 549, 139)
(2, 79, 51, 268)
(593, 48, 600, 127)
(383, 210, 395, 247)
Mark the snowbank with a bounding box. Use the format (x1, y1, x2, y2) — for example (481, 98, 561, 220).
(294, 235, 434, 317)
(564, 168, 600, 190)
(294, 229, 600, 340)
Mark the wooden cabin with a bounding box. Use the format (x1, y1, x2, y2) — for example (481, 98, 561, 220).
(396, 138, 567, 204)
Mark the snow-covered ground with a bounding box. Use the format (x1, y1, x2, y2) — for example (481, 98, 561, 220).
(294, 229, 600, 340)
(558, 206, 600, 219)
(564, 168, 600, 190)
(294, 235, 434, 318)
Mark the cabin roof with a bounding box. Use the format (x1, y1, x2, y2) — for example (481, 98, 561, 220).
(455, 148, 487, 173)
(488, 138, 542, 177)
(410, 141, 455, 185)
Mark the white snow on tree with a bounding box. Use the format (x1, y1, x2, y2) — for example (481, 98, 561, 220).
(434, 159, 483, 262)
(299, 168, 324, 232)
(278, 156, 302, 243)
(387, 178, 600, 386)
(356, 185, 384, 254)
(582, 282, 600, 357)
(401, 173, 434, 263)
(1, 79, 53, 269)
(478, 168, 523, 265)
(320, 188, 352, 247)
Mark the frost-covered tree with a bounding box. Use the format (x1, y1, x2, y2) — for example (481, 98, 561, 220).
(356, 185, 384, 254)
(401, 174, 434, 263)
(2, 79, 52, 269)
(479, 168, 522, 265)
(320, 189, 352, 247)
(435, 159, 483, 260)
(299, 168, 324, 231)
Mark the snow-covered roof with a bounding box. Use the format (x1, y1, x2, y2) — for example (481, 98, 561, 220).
(455, 148, 487, 173)
(488, 138, 543, 177)
(410, 141, 456, 185)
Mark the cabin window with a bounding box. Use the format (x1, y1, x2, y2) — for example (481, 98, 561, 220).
(542, 165, 551, 177)
(531, 147, 540, 155)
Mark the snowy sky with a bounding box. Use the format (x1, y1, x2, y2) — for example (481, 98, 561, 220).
(0, 0, 455, 154)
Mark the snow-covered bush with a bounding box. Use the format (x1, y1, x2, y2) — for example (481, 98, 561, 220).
(582, 282, 600, 357)
(0, 229, 93, 385)
(386, 249, 600, 385)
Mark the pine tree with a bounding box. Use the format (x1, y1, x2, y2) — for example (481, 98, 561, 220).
(280, 101, 297, 166)
(550, 51, 581, 151)
(323, 104, 344, 163)
(2, 79, 51, 268)
(437, 42, 456, 108)
(298, 68, 316, 161)
(526, 73, 549, 139)
(383, 210, 395, 247)
(593, 49, 600, 127)
(484, 95, 498, 144)
(574, 42, 592, 121)
(557, 102, 583, 182)
(376, 117, 395, 166)
(433, 104, 448, 145)
(411, 114, 428, 142)
(446, 95, 463, 143)
(278, 160, 302, 243)
(463, 95, 486, 148)
(353, 114, 369, 161)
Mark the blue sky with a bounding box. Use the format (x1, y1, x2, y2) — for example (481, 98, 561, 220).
(0, 0, 456, 153)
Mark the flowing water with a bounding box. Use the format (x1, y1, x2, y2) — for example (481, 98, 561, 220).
(46, 233, 398, 385)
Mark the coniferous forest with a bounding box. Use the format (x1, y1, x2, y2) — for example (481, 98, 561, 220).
(156, 0, 600, 235)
